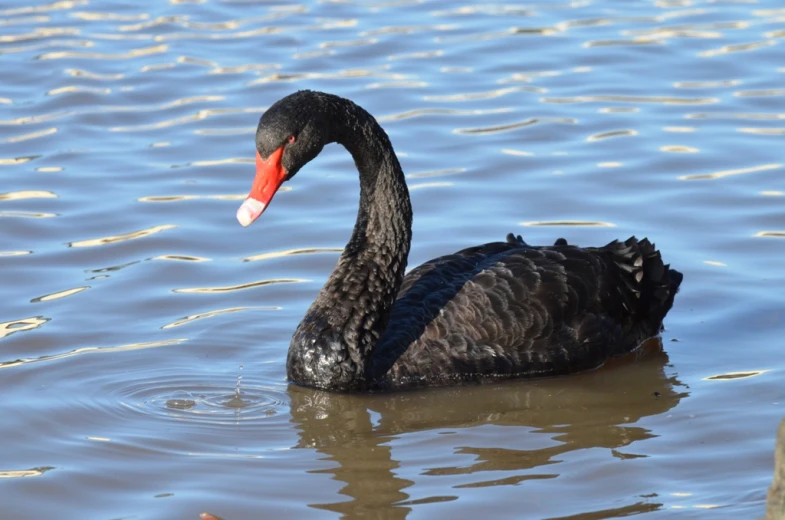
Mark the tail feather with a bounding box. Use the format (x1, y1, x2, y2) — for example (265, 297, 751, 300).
(506, 232, 569, 247)
(607, 237, 682, 328)
(505, 233, 528, 246)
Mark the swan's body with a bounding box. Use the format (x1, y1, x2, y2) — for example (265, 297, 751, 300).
(237, 90, 682, 392)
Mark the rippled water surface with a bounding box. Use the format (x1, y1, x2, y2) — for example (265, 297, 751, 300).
(1, 0, 784, 518)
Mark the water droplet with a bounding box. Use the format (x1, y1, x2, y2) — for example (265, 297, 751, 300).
(166, 398, 196, 410)
(165, 390, 197, 410)
(234, 365, 244, 399)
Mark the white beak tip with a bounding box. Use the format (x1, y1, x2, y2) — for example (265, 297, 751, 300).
(236, 198, 266, 227)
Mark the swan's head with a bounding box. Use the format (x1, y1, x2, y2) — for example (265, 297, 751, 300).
(237, 90, 332, 227)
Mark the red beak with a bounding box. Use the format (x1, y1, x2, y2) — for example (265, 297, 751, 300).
(236, 146, 286, 227)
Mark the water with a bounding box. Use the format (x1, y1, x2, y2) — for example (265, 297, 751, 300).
(0, 0, 783, 518)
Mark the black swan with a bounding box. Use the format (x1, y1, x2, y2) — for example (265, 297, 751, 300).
(236, 90, 682, 392)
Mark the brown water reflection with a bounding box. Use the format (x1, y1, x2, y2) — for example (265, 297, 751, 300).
(288, 340, 684, 519)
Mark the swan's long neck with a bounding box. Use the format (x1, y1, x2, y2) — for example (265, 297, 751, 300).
(287, 100, 412, 391)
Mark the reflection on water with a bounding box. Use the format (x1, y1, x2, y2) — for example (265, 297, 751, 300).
(678, 163, 781, 181)
(704, 370, 769, 381)
(587, 129, 638, 141)
(30, 285, 89, 303)
(0, 210, 57, 218)
(290, 341, 686, 518)
(521, 220, 616, 227)
(454, 116, 576, 135)
(161, 306, 280, 329)
(152, 254, 210, 262)
(0, 0, 782, 517)
(173, 278, 306, 294)
(242, 247, 343, 263)
(68, 224, 178, 248)
(0, 466, 54, 479)
(113, 374, 287, 426)
(540, 95, 720, 105)
(0, 189, 57, 200)
(0, 338, 186, 369)
(0, 315, 50, 340)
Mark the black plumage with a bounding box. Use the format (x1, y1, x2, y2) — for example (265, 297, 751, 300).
(242, 90, 683, 392)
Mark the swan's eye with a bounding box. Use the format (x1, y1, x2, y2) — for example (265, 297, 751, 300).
(287, 135, 296, 144)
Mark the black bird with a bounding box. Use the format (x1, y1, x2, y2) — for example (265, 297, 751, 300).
(236, 90, 682, 392)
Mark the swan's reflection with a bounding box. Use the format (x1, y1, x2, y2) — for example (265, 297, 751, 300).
(287, 339, 686, 518)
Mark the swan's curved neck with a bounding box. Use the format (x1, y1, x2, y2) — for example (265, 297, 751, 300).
(287, 100, 412, 391)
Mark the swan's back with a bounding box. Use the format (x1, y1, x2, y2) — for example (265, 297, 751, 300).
(369, 236, 682, 389)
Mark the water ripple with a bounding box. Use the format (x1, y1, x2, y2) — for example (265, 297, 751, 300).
(0, 338, 186, 370)
(161, 306, 280, 329)
(410, 181, 453, 190)
(1, 1, 87, 17)
(209, 63, 279, 75)
(0, 467, 55, 479)
(173, 278, 307, 294)
(0, 156, 39, 165)
(379, 107, 512, 122)
(739, 128, 785, 136)
(704, 370, 769, 381)
(248, 68, 406, 85)
(408, 168, 466, 179)
(0, 190, 57, 200)
(542, 95, 719, 105)
(674, 80, 740, 89)
(243, 247, 342, 263)
(754, 231, 785, 238)
(0, 16, 50, 26)
(152, 254, 210, 262)
(686, 112, 785, 120)
(678, 163, 781, 181)
(734, 89, 785, 98)
(3, 127, 58, 143)
(660, 145, 699, 153)
(432, 5, 533, 16)
(37, 43, 168, 60)
(68, 224, 177, 248)
(587, 129, 638, 141)
(0, 315, 50, 340)
(699, 40, 777, 58)
(362, 24, 454, 37)
(521, 220, 616, 227)
(424, 87, 527, 102)
(70, 11, 149, 22)
(30, 286, 89, 303)
(0, 27, 79, 43)
(455, 117, 576, 135)
(584, 38, 663, 47)
(0, 96, 231, 127)
(108, 374, 288, 426)
(0, 210, 57, 218)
